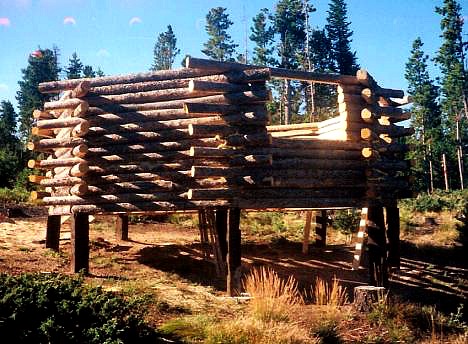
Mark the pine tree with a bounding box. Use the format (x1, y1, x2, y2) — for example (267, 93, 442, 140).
(151, 25, 180, 70)
(66, 52, 83, 79)
(249, 8, 276, 66)
(0, 101, 21, 187)
(0, 101, 17, 145)
(308, 28, 336, 119)
(202, 7, 238, 61)
(434, 0, 467, 189)
(273, 0, 311, 124)
(82, 65, 96, 78)
(325, 0, 359, 75)
(405, 38, 444, 191)
(16, 47, 60, 141)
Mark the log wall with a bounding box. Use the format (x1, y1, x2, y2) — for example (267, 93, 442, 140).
(30, 57, 412, 215)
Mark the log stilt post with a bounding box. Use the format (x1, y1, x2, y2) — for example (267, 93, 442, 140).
(227, 207, 241, 296)
(386, 206, 400, 269)
(215, 207, 228, 261)
(115, 214, 129, 241)
(352, 208, 368, 269)
(367, 206, 388, 287)
(197, 210, 210, 258)
(315, 210, 327, 247)
(45, 215, 61, 251)
(71, 212, 89, 274)
(302, 211, 313, 254)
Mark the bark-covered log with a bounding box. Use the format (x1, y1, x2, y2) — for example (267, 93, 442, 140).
(272, 158, 366, 170)
(184, 102, 265, 115)
(86, 90, 270, 115)
(189, 146, 364, 160)
(69, 200, 230, 214)
(85, 181, 175, 194)
(87, 161, 192, 175)
(39, 68, 221, 93)
(187, 187, 365, 200)
(188, 124, 263, 138)
(44, 99, 87, 111)
(28, 157, 85, 169)
(271, 138, 365, 151)
(267, 123, 318, 132)
(221, 133, 271, 147)
(186, 56, 360, 85)
(188, 80, 251, 94)
(36, 117, 87, 130)
(272, 177, 366, 189)
(86, 138, 218, 156)
(42, 192, 189, 206)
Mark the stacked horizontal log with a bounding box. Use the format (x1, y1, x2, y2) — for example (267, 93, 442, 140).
(348, 70, 413, 203)
(30, 65, 272, 214)
(29, 57, 412, 214)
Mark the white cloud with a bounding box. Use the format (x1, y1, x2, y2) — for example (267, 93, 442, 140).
(96, 49, 110, 58)
(0, 83, 9, 92)
(63, 16, 76, 25)
(0, 17, 11, 27)
(129, 16, 142, 26)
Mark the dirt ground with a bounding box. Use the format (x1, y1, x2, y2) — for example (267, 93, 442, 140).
(0, 214, 467, 321)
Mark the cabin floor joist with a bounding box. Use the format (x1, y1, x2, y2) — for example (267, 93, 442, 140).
(30, 57, 412, 295)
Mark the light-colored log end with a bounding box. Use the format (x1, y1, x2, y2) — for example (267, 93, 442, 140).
(73, 101, 89, 117)
(70, 184, 88, 196)
(27, 142, 35, 151)
(30, 191, 50, 201)
(70, 162, 88, 177)
(28, 175, 45, 183)
(360, 128, 373, 140)
(189, 146, 196, 157)
(187, 189, 194, 200)
(27, 160, 37, 169)
(188, 124, 195, 136)
(188, 80, 195, 92)
(72, 144, 88, 157)
(361, 148, 375, 159)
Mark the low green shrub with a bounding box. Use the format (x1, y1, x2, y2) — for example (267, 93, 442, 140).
(332, 210, 360, 236)
(0, 186, 29, 204)
(0, 273, 163, 343)
(400, 189, 468, 215)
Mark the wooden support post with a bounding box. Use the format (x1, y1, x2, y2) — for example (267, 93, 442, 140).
(386, 206, 400, 269)
(198, 210, 210, 258)
(115, 214, 129, 241)
(215, 207, 228, 261)
(45, 215, 61, 251)
(227, 207, 242, 296)
(367, 206, 388, 287)
(352, 208, 368, 269)
(315, 210, 327, 247)
(71, 213, 89, 274)
(302, 211, 313, 254)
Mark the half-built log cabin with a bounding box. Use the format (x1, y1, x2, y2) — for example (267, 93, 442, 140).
(28, 57, 413, 295)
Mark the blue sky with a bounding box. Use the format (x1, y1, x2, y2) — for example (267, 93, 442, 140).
(0, 0, 467, 110)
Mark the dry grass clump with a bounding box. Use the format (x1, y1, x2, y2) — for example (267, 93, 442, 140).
(205, 318, 315, 344)
(243, 266, 303, 322)
(312, 276, 348, 307)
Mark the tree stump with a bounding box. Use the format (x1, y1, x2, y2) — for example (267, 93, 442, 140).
(353, 286, 386, 312)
